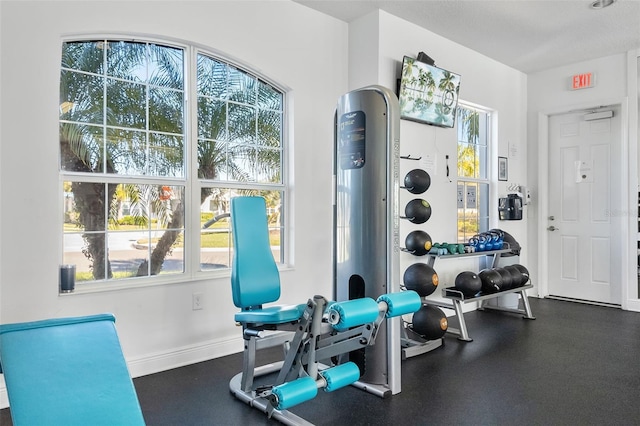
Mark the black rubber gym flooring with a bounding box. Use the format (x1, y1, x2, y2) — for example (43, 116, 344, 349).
(2, 297, 640, 425)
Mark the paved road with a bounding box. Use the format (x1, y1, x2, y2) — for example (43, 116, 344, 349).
(63, 232, 234, 278)
(63, 232, 280, 280)
(64, 231, 152, 251)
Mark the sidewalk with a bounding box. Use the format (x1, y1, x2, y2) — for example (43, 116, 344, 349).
(63, 248, 233, 278)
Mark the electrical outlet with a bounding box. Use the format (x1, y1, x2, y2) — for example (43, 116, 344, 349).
(192, 293, 203, 310)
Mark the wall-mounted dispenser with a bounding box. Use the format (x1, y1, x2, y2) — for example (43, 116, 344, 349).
(499, 193, 523, 220)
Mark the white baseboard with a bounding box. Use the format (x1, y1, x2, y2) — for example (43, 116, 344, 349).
(0, 336, 244, 410)
(127, 335, 244, 379)
(624, 298, 640, 312)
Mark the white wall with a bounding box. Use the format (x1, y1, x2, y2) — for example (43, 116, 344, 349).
(0, 1, 3, 325)
(348, 11, 529, 296)
(0, 0, 347, 401)
(527, 52, 640, 311)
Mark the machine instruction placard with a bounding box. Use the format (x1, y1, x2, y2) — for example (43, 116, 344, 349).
(338, 111, 366, 170)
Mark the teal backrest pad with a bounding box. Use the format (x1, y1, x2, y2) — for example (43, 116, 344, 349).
(230, 196, 281, 308)
(0, 313, 145, 426)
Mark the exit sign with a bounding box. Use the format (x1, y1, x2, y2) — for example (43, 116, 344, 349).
(571, 72, 595, 90)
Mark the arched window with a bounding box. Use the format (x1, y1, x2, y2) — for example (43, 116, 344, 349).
(60, 39, 286, 288)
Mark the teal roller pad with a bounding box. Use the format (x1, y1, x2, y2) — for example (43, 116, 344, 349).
(320, 362, 361, 392)
(328, 298, 380, 331)
(324, 300, 336, 313)
(272, 376, 318, 410)
(377, 291, 422, 317)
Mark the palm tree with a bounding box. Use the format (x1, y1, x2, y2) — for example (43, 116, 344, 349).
(457, 108, 480, 178)
(438, 71, 458, 95)
(60, 41, 120, 279)
(61, 41, 283, 280)
(418, 68, 435, 104)
(141, 51, 282, 276)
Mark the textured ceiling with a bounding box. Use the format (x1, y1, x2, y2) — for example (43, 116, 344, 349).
(294, 0, 640, 74)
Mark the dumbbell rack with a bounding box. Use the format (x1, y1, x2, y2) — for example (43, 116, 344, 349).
(423, 248, 512, 268)
(422, 249, 536, 342)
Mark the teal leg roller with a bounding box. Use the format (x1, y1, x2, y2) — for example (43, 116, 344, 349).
(320, 362, 361, 392)
(327, 298, 380, 331)
(271, 377, 318, 410)
(377, 291, 422, 317)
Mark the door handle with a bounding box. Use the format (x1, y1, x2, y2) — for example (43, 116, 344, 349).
(547, 226, 559, 231)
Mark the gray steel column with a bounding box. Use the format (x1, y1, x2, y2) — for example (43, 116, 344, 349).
(333, 85, 401, 394)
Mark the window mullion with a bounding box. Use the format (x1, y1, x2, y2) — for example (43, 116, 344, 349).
(187, 46, 200, 277)
(145, 43, 151, 176)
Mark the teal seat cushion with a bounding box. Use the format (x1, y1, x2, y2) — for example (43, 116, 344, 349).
(235, 304, 307, 325)
(0, 313, 145, 426)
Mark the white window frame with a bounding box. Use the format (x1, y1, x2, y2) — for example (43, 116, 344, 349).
(59, 35, 291, 293)
(456, 101, 493, 243)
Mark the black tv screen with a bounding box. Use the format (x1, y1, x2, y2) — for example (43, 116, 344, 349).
(398, 56, 461, 128)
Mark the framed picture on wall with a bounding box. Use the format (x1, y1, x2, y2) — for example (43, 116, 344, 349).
(498, 157, 508, 181)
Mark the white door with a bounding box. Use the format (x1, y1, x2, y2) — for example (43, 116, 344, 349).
(547, 106, 622, 304)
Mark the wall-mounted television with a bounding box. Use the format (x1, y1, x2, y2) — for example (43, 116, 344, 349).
(398, 55, 461, 128)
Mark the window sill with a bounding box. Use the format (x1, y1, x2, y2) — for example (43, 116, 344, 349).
(58, 264, 294, 295)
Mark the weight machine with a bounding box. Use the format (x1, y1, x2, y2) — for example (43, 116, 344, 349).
(229, 86, 409, 424)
